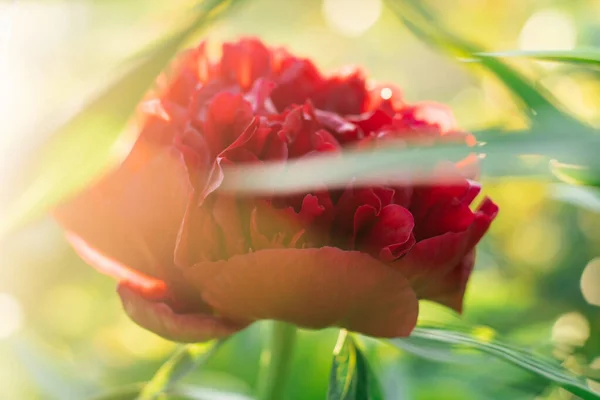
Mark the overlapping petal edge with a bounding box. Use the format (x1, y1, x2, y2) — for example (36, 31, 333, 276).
(54, 38, 498, 342)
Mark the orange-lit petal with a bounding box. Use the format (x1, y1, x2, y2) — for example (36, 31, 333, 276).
(183, 247, 419, 338)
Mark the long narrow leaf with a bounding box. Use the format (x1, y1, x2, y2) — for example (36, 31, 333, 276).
(384, 0, 567, 122)
(0, 0, 245, 239)
(90, 383, 254, 400)
(219, 131, 600, 194)
(327, 331, 383, 400)
(137, 341, 222, 400)
(477, 50, 600, 66)
(390, 327, 600, 400)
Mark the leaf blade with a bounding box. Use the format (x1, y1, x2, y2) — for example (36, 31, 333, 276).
(390, 327, 600, 400)
(327, 331, 383, 400)
(137, 341, 222, 400)
(477, 50, 600, 66)
(383, 0, 567, 122)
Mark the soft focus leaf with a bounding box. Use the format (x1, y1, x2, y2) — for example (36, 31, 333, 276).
(327, 331, 383, 400)
(550, 184, 600, 213)
(477, 50, 600, 66)
(90, 383, 254, 400)
(550, 159, 600, 187)
(137, 341, 222, 400)
(89, 383, 145, 400)
(0, 0, 245, 239)
(172, 385, 255, 400)
(390, 327, 600, 400)
(384, 0, 568, 122)
(221, 131, 600, 194)
(10, 336, 94, 400)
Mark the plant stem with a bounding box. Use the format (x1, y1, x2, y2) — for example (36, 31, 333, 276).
(256, 321, 297, 400)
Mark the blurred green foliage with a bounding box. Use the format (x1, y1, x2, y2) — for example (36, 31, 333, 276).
(1, 0, 599, 399)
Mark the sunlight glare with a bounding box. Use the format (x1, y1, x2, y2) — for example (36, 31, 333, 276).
(0, 293, 23, 339)
(322, 0, 382, 37)
(518, 9, 576, 51)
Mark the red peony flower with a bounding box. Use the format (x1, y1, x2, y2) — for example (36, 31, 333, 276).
(55, 38, 498, 342)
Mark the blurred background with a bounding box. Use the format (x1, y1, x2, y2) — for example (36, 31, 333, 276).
(1, 0, 599, 399)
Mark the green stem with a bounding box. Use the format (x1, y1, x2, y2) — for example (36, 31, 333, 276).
(256, 321, 297, 400)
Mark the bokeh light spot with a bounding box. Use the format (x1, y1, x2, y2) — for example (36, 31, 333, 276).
(322, 0, 382, 37)
(380, 87, 392, 100)
(551, 312, 590, 347)
(0, 293, 23, 339)
(581, 258, 600, 307)
(506, 218, 562, 267)
(518, 9, 576, 51)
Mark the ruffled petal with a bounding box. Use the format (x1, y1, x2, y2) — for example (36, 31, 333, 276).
(182, 247, 419, 338)
(118, 283, 245, 343)
(395, 197, 498, 312)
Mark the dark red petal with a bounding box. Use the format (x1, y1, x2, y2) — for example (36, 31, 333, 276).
(353, 204, 378, 247)
(423, 250, 475, 312)
(312, 68, 368, 115)
(203, 92, 254, 155)
(314, 109, 361, 143)
(348, 108, 394, 136)
(183, 247, 419, 337)
(359, 204, 415, 257)
(271, 58, 324, 111)
(379, 234, 416, 262)
(396, 197, 498, 312)
(118, 283, 245, 343)
(418, 201, 475, 240)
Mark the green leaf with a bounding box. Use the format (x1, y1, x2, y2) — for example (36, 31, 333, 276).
(383, 0, 567, 122)
(220, 131, 600, 194)
(551, 159, 600, 187)
(137, 341, 223, 400)
(89, 383, 254, 400)
(172, 385, 255, 400)
(0, 0, 246, 239)
(89, 383, 145, 400)
(390, 327, 600, 400)
(476, 49, 600, 66)
(10, 336, 95, 400)
(551, 184, 600, 213)
(327, 331, 383, 400)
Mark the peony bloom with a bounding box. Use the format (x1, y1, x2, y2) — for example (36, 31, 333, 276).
(55, 38, 498, 342)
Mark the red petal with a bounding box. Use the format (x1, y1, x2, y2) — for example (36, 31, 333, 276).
(396, 197, 498, 312)
(221, 38, 272, 90)
(271, 57, 323, 111)
(55, 132, 194, 281)
(359, 205, 415, 259)
(182, 247, 419, 338)
(203, 92, 253, 156)
(312, 68, 368, 115)
(118, 283, 245, 343)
